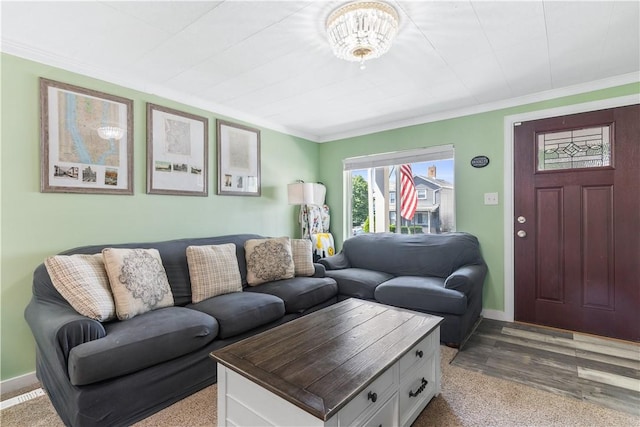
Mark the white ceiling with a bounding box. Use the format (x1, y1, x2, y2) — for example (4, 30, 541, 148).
(2, 1, 639, 142)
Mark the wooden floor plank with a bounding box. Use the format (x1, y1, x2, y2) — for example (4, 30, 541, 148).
(452, 319, 640, 416)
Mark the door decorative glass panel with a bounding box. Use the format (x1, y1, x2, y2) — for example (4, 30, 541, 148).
(537, 125, 611, 171)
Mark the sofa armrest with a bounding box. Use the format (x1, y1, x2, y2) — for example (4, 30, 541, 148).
(312, 263, 326, 277)
(444, 264, 487, 297)
(317, 253, 350, 270)
(24, 297, 106, 371)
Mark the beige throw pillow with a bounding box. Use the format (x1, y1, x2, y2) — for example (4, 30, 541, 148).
(44, 254, 116, 322)
(291, 239, 315, 277)
(102, 248, 174, 320)
(244, 237, 295, 286)
(186, 244, 243, 303)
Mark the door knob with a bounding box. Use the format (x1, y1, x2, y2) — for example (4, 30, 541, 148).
(517, 216, 526, 223)
(517, 230, 527, 238)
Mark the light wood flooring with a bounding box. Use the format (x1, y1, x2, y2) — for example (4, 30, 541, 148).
(451, 319, 640, 416)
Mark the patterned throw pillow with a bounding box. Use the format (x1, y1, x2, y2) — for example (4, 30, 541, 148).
(44, 254, 116, 322)
(102, 248, 174, 320)
(244, 237, 295, 286)
(291, 239, 315, 277)
(186, 244, 243, 303)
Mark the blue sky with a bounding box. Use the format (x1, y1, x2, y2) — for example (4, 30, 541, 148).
(352, 159, 454, 184)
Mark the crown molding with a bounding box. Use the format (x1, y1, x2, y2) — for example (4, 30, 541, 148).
(315, 72, 640, 143)
(2, 39, 637, 144)
(0, 39, 319, 142)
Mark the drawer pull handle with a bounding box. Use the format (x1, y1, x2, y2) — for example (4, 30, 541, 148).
(416, 349, 424, 358)
(367, 391, 378, 403)
(409, 377, 428, 398)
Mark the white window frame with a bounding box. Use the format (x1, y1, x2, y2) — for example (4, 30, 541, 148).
(343, 145, 455, 241)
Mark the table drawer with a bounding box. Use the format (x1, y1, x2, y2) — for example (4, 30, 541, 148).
(399, 333, 435, 378)
(399, 355, 436, 426)
(361, 393, 398, 427)
(338, 364, 397, 427)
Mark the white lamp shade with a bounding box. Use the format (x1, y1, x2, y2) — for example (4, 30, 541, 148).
(288, 182, 326, 206)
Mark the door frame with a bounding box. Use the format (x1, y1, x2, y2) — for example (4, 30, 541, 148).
(495, 94, 639, 323)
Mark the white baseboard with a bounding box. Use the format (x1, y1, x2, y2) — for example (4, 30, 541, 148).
(481, 309, 511, 322)
(0, 372, 39, 395)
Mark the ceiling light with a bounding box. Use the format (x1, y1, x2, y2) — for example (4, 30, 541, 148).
(97, 126, 124, 140)
(326, 1, 399, 69)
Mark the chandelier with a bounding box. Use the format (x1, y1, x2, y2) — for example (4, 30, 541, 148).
(97, 125, 124, 140)
(326, 1, 399, 69)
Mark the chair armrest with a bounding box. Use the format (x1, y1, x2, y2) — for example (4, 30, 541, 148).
(24, 298, 106, 371)
(444, 264, 487, 296)
(317, 253, 350, 270)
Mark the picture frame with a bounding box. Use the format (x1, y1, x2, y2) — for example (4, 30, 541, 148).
(216, 119, 261, 196)
(40, 78, 133, 194)
(146, 103, 208, 196)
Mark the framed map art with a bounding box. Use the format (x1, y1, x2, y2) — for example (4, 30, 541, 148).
(40, 78, 133, 194)
(146, 104, 208, 196)
(216, 119, 261, 196)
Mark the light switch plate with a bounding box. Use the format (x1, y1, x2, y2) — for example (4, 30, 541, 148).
(484, 192, 499, 205)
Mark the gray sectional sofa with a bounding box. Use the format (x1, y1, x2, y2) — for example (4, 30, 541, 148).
(25, 231, 486, 427)
(25, 234, 338, 427)
(318, 232, 487, 346)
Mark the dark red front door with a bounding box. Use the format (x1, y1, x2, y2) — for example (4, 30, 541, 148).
(514, 105, 639, 342)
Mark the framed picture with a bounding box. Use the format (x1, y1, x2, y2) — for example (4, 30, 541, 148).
(146, 103, 208, 196)
(216, 119, 261, 196)
(40, 78, 133, 194)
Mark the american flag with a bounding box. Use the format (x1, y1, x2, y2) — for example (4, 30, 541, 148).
(400, 164, 417, 221)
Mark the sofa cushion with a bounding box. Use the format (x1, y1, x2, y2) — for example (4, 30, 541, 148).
(44, 254, 116, 322)
(374, 276, 467, 315)
(67, 306, 217, 386)
(187, 292, 285, 339)
(245, 277, 338, 313)
(186, 243, 242, 303)
(244, 237, 295, 286)
(291, 239, 314, 277)
(324, 268, 394, 300)
(102, 248, 174, 320)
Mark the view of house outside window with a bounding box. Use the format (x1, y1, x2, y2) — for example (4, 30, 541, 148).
(347, 148, 455, 236)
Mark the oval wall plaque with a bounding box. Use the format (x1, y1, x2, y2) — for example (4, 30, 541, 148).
(471, 155, 490, 168)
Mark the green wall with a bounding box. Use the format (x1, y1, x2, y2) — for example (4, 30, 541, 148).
(318, 82, 639, 315)
(0, 54, 320, 381)
(2, 52, 638, 383)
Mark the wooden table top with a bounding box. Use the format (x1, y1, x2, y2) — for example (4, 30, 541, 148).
(211, 298, 443, 421)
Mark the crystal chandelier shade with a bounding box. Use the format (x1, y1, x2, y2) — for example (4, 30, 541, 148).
(97, 125, 124, 140)
(326, 1, 399, 66)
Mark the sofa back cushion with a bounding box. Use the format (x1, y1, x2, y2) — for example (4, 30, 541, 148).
(34, 234, 264, 307)
(342, 232, 484, 278)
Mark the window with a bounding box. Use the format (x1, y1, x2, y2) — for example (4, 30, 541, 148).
(537, 125, 611, 171)
(345, 145, 455, 237)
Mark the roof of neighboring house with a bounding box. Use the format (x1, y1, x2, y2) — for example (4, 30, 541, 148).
(414, 175, 453, 190)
